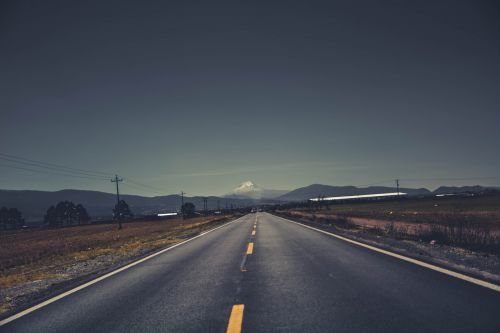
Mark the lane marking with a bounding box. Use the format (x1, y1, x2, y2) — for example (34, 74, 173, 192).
(274, 214, 500, 292)
(226, 304, 245, 333)
(246, 242, 254, 255)
(240, 223, 256, 272)
(240, 255, 248, 272)
(0, 216, 248, 327)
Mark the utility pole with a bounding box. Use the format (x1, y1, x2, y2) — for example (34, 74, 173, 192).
(203, 197, 208, 215)
(111, 174, 123, 229)
(180, 191, 185, 219)
(395, 179, 400, 196)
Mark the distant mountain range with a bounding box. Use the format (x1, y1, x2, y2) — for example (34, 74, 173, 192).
(1, 183, 498, 221)
(432, 185, 500, 195)
(278, 184, 499, 201)
(277, 184, 431, 201)
(0, 189, 257, 222)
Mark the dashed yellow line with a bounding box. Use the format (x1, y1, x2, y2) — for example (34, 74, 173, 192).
(226, 304, 245, 333)
(246, 242, 254, 254)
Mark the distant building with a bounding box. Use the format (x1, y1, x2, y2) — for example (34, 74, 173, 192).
(309, 192, 406, 202)
(157, 212, 178, 217)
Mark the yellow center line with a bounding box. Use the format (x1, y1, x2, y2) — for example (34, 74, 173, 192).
(246, 242, 254, 254)
(226, 304, 245, 333)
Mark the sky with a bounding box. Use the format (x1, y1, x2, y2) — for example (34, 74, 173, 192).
(1, 0, 499, 196)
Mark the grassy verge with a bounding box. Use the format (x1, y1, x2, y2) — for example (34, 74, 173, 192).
(276, 194, 500, 254)
(272, 210, 500, 283)
(276, 209, 499, 255)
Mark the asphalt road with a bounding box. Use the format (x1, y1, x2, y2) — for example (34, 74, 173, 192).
(1, 213, 499, 332)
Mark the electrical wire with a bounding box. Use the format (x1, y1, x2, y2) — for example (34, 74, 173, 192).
(120, 182, 166, 196)
(124, 178, 166, 192)
(0, 163, 109, 180)
(0, 152, 113, 177)
(355, 179, 395, 187)
(401, 177, 500, 182)
(0, 153, 170, 195)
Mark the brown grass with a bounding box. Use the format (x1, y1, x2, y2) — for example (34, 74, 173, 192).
(278, 209, 500, 254)
(0, 215, 232, 288)
(0, 272, 67, 289)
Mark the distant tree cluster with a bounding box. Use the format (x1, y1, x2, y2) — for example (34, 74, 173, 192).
(44, 201, 91, 228)
(113, 200, 133, 220)
(181, 202, 196, 218)
(0, 207, 24, 230)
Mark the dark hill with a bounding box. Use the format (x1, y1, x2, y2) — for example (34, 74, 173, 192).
(433, 185, 500, 195)
(0, 189, 254, 221)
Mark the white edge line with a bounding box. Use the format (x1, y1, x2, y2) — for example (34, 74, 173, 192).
(0, 216, 247, 326)
(274, 214, 500, 292)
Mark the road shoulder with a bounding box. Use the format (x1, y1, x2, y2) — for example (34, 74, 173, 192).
(271, 212, 500, 286)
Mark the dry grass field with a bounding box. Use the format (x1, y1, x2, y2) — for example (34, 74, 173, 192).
(277, 193, 500, 253)
(304, 193, 500, 225)
(1, 216, 229, 271)
(0, 215, 236, 314)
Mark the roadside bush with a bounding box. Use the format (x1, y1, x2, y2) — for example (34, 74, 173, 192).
(328, 216, 357, 229)
(419, 219, 498, 254)
(384, 222, 411, 240)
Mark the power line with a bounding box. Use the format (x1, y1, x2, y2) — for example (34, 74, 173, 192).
(111, 175, 123, 229)
(354, 176, 500, 188)
(401, 176, 500, 182)
(0, 152, 113, 177)
(0, 153, 169, 195)
(0, 163, 109, 181)
(121, 182, 166, 196)
(355, 179, 395, 187)
(123, 178, 166, 193)
(180, 191, 185, 219)
(0, 155, 111, 179)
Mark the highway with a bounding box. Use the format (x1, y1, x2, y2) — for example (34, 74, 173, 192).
(1, 213, 499, 332)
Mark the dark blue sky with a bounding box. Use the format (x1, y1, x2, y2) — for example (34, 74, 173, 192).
(1, 0, 499, 196)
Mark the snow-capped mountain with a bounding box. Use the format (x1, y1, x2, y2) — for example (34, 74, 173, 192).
(227, 181, 289, 199)
(234, 181, 262, 194)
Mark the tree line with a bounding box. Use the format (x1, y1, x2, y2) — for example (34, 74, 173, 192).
(0, 207, 24, 230)
(1, 199, 133, 230)
(44, 201, 91, 227)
